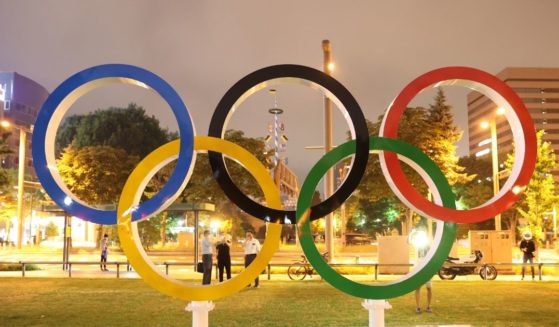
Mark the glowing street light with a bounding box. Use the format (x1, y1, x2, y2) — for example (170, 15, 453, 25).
(210, 220, 221, 230)
(410, 230, 429, 250)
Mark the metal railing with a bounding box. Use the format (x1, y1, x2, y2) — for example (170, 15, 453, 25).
(1, 261, 558, 280)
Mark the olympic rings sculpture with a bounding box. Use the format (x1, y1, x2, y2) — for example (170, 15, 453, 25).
(32, 63, 536, 301)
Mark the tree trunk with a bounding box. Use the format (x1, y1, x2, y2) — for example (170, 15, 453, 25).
(95, 224, 103, 249)
(510, 213, 518, 242)
(230, 215, 238, 244)
(160, 211, 167, 245)
(402, 208, 414, 236)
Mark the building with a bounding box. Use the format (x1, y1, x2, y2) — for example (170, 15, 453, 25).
(468, 67, 559, 180)
(0, 72, 49, 171)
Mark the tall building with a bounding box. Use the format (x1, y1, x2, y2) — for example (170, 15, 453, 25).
(0, 72, 49, 171)
(467, 67, 559, 180)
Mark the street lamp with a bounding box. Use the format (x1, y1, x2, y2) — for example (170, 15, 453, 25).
(1, 119, 33, 248)
(210, 220, 221, 237)
(322, 39, 335, 262)
(479, 107, 505, 231)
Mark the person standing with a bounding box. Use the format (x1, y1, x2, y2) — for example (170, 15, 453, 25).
(216, 234, 232, 282)
(201, 230, 213, 285)
(244, 231, 261, 288)
(520, 231, 537, 280)
(100, 234, 109, 271)
(413, 230, 431, 313)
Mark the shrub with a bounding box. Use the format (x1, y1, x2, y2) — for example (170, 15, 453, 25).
(0, 264, 41, 271)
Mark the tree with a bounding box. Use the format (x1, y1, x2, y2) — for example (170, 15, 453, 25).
(505, 130, 558, 244)
(180, 130, 273, 241)
(348, 197, 400, 236)
(45, 221, 59, 238)
(0, 130, 13, 191)
(56, 103, 171, 158)
(0, 168, 17, 240)
(137, 215, 162, 250)
(346, 88, 471, 236)
(454, 155, 495, 237)
(133, 128, 273, 243)
(57, 145, 139, 246)
(346, 108, 433, 235)
(56, 105, 272, 245)
(425, 89, 472, 185)
(56, 104, 173, 246)
(57, 146, 139, 204)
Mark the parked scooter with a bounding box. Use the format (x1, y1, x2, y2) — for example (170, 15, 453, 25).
(438, 250, 497, 280)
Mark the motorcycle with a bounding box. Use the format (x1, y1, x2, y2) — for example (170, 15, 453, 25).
(438, 250, 497, 280)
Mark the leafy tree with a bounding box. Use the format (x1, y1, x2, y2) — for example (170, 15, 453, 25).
(505, 130, 558, 244)
(180, 130, 272, 241)
(137, 216, 162, 250)
(120, 128, 273, 243)
(345, 109, 431, 235)
(56, 103, 171, 158)
(57, 145, 138, 246)
(56, 104, 174, 246)
(454, 155, 494, 237)
(349, 197, 400, 236)
(346, 88, 470, 236)
(0, 193, 16, 240)
(55, 105, 272, 245)
(57, 146, 139, 204)
(425, 89, 472, 185)
(0, 130, 13, 191)
(45, 221, 59, 238)
(0, 130, 12, 157)
(0, 169, 16, 239)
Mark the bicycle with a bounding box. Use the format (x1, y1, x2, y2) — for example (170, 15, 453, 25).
(287, 252, 329, 280)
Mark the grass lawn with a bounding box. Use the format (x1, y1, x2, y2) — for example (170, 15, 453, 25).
(1, 278, 558, 326)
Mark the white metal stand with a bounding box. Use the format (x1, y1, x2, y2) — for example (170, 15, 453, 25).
(361, 299, 391, 327)
(185, 301, 215, 327)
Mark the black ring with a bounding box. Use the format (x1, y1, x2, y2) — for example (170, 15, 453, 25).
(208, 64, 369, 223)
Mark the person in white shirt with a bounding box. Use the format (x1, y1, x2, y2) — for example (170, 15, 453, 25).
(244, 231, 261, 288)
(201, 230, 213, 285)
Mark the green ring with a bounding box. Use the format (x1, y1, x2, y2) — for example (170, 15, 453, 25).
(296, 136, 457, 299)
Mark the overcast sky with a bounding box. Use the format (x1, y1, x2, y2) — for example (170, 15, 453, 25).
(1, 0, 559, 182)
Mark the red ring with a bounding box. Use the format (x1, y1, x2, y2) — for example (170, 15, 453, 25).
(379, 67, 536, 223)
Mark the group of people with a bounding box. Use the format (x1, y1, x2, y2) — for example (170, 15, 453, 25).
(97, 227, 538, 311)
(201, 230, 261, 287)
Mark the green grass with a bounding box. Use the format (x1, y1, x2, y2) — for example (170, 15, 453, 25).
(1, 278, 558, 326)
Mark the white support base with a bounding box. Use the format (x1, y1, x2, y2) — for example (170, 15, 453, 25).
(361, 299, 391, 327)
(185, 301, 215, 327)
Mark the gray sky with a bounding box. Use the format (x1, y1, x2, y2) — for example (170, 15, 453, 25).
(1, 0, 558, 181)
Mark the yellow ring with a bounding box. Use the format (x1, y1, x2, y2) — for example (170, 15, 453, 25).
(117, 136, 281, 301)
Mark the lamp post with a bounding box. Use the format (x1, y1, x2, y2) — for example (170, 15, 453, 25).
(322, 40, 335, 262)
(480, 107, 505, 231)
(303, 40, 336, 259)
(1, 120, 32, 248)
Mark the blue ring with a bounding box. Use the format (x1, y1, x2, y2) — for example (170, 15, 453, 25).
(32, 64, 195, 225)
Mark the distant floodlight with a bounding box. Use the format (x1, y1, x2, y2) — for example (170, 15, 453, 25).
(63, 196, 73, 206)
